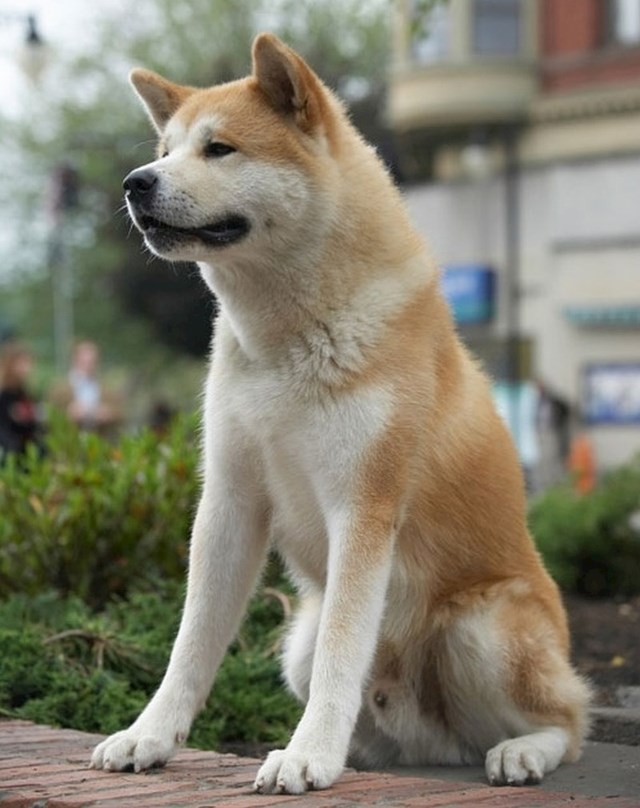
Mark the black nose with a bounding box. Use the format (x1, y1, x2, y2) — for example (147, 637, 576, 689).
(123, 168, 158, 199)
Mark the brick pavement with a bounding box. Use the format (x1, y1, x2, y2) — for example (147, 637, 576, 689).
(0, 720, 636, 807)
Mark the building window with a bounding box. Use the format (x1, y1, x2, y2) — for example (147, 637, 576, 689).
(605, 0, 640, 45)
(411, 1, 451, 64)
(472, 0, 522, 57)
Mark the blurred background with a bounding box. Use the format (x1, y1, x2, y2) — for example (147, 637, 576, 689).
(1, 0, 639, 488)
(1, 0, 639, 746)
(390, 0, 640, 491)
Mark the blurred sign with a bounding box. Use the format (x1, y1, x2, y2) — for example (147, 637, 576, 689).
(583, 364, 640, 425)
(442, 265, 495, 324)
(492, 381, 539, 467)
(565, 305, 640, 328)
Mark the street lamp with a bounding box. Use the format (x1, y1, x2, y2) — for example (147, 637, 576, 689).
(0, 11, 48, 82)
(47, 164, 80, 375)
(19, 13, 49, 82)
(0, 13, 72, 374)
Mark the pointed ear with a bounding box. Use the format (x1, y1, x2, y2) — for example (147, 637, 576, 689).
(251, 33, 326, 133)
(129, 69, 193, 133)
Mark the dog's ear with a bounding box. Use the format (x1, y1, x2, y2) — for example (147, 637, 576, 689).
(129, 69, 193, 133)
(252, 33, 327, 134)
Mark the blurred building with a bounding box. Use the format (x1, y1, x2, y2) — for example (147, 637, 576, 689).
(388, 0, 640, 469)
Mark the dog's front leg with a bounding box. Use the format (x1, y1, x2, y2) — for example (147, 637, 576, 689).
(255, 508, 394, 794)
(91, 425, 268, 773)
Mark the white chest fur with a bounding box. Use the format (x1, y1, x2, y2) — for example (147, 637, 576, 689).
(213, 329, 393, 584)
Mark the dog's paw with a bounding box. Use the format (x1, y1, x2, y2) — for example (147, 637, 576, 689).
(485, 738, 546, 786)
(90, 726, 179, 773)
(253, 748, 344, 794)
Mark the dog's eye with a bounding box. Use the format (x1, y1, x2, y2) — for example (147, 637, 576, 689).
(204, 142, 236, 158)
(161, 151, 169, 159)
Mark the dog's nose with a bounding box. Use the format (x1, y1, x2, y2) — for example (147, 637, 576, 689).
(123, 168, 158, 199)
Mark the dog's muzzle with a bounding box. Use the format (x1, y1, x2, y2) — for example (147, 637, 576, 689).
(123, 168, 251, 248)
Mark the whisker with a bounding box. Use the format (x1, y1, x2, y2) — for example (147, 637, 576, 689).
(133, 139, 157, 152)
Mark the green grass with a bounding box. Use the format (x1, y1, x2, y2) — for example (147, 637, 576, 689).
(0, 575, 301, 749)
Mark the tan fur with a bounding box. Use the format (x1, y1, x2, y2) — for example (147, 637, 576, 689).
(92, 34, 590, 793)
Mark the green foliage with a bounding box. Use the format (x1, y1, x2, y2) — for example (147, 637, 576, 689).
(0, 596, 147, 733)
(0, 582, 300, 749)
(190, 583, 301, 749)
(0, 412, 199, 609)
(0, 417, 300, 748)
(530, 456, 640, 596)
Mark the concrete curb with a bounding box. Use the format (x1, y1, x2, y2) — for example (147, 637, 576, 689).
(591, 706, 640, 747)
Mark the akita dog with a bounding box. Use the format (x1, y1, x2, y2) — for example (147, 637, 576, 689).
(91, 34, 590, 794)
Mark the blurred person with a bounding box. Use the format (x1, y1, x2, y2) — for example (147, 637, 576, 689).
(148, 399, 175, 437)
(535, 380, 572, 491)
(0, 341, 42, 460)
(52, 340, 122, 434)
(568, 429, 596, 495)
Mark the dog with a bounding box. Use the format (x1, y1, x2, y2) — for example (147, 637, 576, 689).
(91, 33, 590, 794)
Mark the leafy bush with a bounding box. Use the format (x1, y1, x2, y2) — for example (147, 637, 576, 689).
(529, 456, 640, 596)
(0, 413, 199, 608)
(0, 412, 301, 749)
(0, 579, 301, 749)
(0, 594, 148, 733)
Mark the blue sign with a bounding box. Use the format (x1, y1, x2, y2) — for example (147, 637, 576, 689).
(583, 364, 640, 425)
(442, 265, 495, 324)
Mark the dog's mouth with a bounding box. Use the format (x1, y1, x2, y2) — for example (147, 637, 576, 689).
(138, 214, 251, 247)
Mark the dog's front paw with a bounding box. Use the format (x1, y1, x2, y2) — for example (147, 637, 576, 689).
(90, 725, 180, 773)
(485, 738, 546, 786)
(253, 747, 344, 794)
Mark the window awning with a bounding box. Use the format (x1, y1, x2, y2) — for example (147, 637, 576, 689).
(563, 305, 640, 328)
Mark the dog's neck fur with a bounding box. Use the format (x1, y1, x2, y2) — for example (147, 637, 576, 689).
(200, 206, 431, 382)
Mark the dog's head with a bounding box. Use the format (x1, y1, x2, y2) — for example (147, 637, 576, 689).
(124, 33, 342, 264)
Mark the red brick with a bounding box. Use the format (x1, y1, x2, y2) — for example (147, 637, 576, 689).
(401, 789, 567, 806)
(331, 772, 465, 796)
(0, 758, 42, 771)
(98, 787, 248, 808)
(34, 800, 94, 808)
(56, 783, 191, 805)
(1, 720, 637, 808)
(0, 795, 44, 808)
(211, 797, 316, 808)
(1, 764, 98, 784)
(172, 764, 256, 781)
(273, 799, 345, 808)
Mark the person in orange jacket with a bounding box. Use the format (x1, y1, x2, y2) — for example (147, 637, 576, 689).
(568, 431, 596, 495)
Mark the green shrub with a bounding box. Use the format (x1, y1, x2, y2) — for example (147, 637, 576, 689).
(0, 412, 301, 748)
(0, 413, 199, 608)
(0, 581, 301, 749)
(0, 621, 147, 733)
(529, 455, 640, 596)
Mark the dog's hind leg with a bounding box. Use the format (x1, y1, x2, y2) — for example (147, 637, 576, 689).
(482, 648, 591, 786)
(282, 592, 322, 703)
(485, 591, 591, 786)
(435, 579, 592, 786)
(485, 727, 571, 785)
